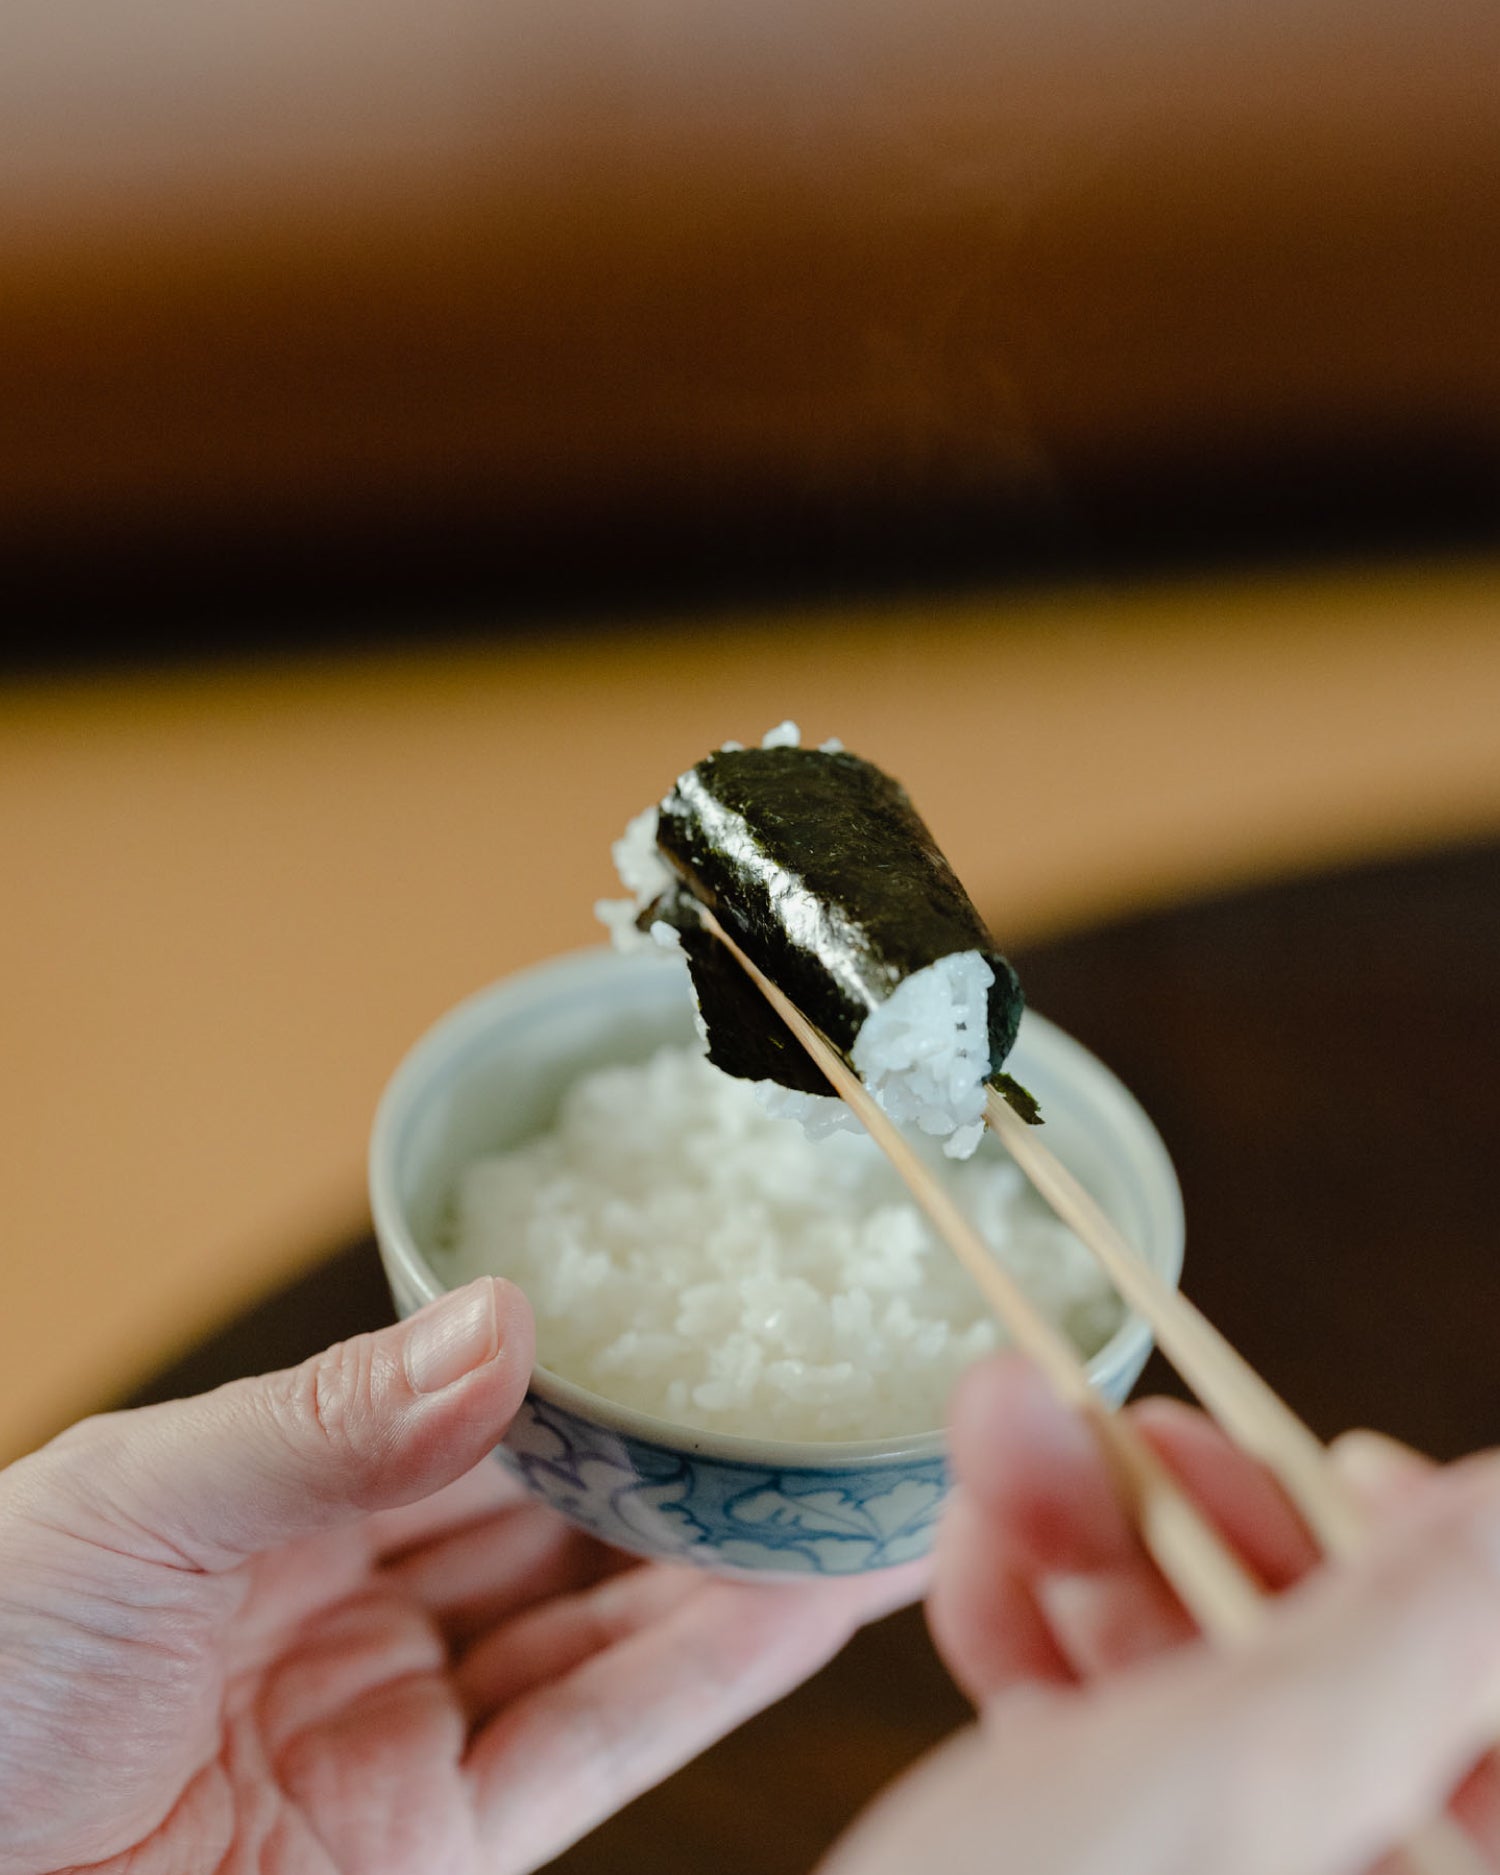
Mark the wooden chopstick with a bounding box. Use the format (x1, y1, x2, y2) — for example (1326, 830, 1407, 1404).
(984, 1088, 1370, 1556)
(697, 910, 1261, 1633)
(979, 1100, 1496, 1875)
(697, 910, 1488, 1875)
(983, 1092, 1491, 1875)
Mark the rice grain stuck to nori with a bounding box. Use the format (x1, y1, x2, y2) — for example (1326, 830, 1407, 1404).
(598, 726, 1037, 1155)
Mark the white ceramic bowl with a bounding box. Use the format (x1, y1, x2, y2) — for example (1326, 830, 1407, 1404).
(370, 945, 1183, 1577)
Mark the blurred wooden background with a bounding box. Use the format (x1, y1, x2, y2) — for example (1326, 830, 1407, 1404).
(2, 0, 1495, 651)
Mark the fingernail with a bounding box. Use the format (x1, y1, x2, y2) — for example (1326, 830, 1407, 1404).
(1332, 1429, 1428, 1500)
(404, 1281, 500, 1394)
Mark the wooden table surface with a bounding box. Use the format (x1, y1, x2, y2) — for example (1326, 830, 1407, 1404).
(4, 558, 1499, 1462)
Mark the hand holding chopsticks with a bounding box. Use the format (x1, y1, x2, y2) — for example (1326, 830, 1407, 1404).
(700, 906, 1491, 1875)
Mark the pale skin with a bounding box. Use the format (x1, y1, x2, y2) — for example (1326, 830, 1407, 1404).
(0, 1277, 921, 1875)
(821, 1358, 1500, 1875)
(4, 1278, 1500, 1875)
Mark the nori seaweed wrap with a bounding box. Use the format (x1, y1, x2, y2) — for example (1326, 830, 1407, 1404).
(615, 736, 1037, 1132)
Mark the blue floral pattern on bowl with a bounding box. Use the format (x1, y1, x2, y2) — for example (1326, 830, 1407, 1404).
(496, 1393, 950, 1577)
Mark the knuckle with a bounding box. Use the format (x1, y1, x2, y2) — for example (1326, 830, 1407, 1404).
(272, 1335, 379, 1470)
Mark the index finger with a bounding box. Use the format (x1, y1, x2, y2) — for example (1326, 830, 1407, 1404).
(363, 1458, 529, 1561)
(465, 1560, 927, 1869)
(929, 1358, 1323, 1704)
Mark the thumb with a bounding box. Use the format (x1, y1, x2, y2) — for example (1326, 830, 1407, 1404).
(37, 1277, 535, 1569)
(1099, 1452, 1500, 1875)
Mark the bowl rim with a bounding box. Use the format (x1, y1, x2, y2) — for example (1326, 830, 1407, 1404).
(370, 944, 1183, 1470)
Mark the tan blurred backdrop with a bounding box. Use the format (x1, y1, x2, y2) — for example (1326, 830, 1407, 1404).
(4, 564, 1500, 1462)
(2, 0, 1497, 1460)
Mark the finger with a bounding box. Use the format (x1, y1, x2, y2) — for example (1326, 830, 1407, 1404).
(931, 1358, 1188, 1696)
(1449, 1755, 1500, 1856)
(1133, 1455, 1500, 1875)
(462, 1556, 926, 1723)
(271, 1670, 469, 1871)
(465, 1561, 926, 1869)
(933, 1357, 1350, 1700)
(826, 1459, 1500, 1875)
(33, 1279, 535, 1569)
(364, 1458, 530, 1563)
(1022, 1405, 1320, 1679)
(1332, 1428, 1436, 1508)
(928, 1488, 1079, 1706)
(383, 1500, 628, 1644)
(1330, 1430, 1500, 1849)
(254, 1587, 447, 1760)
(946, 1361, 1321, 1592)
(1023, 1391, 1333, 1681)
(1130, 1399, 1321, 1592)
(457, 1562, 696, 1720)
(947, 1356, 1136, 1575)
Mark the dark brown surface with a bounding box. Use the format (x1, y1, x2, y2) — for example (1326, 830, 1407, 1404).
(1018, 839, 1500, 1460)
(123, 837, 1500, 1869)
(6, 0, 1498, 660)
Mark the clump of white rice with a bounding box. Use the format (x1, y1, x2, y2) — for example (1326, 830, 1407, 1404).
(593, 721, 1001, 1160)
(437, 1045, 1123, 1441)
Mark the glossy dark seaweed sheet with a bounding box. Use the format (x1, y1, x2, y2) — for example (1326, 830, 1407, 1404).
(664, 909, 834, 1094)
(651, 745, 1024, 1096)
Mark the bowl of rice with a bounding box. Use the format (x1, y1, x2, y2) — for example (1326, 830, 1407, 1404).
(370, 945, 1183, 1578)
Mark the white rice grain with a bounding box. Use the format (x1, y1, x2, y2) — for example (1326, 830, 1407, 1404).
(436, 1045, 1122, 1441)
